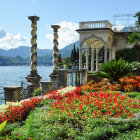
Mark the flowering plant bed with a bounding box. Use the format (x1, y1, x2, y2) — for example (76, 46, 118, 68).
(0, 79, 140, 139)
(82, 76, 140, 92)
(0, 97, 42, 123)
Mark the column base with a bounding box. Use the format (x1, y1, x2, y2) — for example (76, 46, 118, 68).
(26, 70, 42, 88)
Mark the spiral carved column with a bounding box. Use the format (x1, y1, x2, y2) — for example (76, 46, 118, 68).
(50, 25, 61, 89)
(26, 16, 41, 88)
(51, 25, 60, 73)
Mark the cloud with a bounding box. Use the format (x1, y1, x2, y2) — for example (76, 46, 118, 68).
(46, 21, 79, 49)
(0, 28, 29, 50)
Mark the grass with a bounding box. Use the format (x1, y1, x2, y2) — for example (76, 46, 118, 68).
(2, 92, 140, 139)
(125, 92, 140, 100)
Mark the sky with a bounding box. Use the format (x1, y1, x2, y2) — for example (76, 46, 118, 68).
(0, 0, 139, 50)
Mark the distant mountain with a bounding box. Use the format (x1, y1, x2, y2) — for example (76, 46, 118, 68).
(0, 46, 52, 58)
(0, 41, 79, 58)
(59, 41, 79, 58)
(0, 41, 79, 66)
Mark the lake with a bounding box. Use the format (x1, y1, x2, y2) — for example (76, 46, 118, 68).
(0, 66, 53, 105)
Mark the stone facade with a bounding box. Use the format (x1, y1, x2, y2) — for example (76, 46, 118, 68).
(76, 20, 134, 73)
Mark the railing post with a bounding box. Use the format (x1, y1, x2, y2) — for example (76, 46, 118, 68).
(80, 68, 88, 85)
(4, 86, 21, 103)
(40, 81, 53, 95)
(27, 82, 34, 98)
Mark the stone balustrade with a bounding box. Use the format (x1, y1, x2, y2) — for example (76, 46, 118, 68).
(79, 20, 112, 29)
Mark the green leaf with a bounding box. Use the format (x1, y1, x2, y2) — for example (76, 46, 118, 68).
(0, 120, 7, 135)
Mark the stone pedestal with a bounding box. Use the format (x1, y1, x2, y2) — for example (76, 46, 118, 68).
(80, 68, 88, 85)
(50, 69, 68, 90)
(49, 70, 58, 90)
(41, 81, 53, 95)
(58, 69, 68, 88)
(27, 82, 34, 98)
(4, 86, 21, 103)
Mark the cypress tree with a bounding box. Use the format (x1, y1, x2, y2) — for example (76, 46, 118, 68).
(71, 50, 74, 62)
(73, 44, 77, 61)
(76, 47, 79, 60)
(58, 54, 62, 63)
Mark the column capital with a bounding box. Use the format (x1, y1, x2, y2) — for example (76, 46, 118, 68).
(28, 16, 40, 24)
(51, 25, 60, 32)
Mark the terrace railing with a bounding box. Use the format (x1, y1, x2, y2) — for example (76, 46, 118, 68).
(79, 20, 112, 29)
(67, 70, 80, 87)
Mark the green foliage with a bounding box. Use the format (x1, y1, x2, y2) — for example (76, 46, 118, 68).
(58, 53, 63, 67)
(0, 120, 7, 135)
(0, 135, 33, 140)
(135, 11, 140, 17)
(128, 30, 140, 62)
(32, 88, 42, 97)
(4, 95, 140, 140)
(125, 92, 140, 100)
(116, 48, 137, 62)
(93, 59, 139, 82)
(128, 32, 140, 45)
(63, 44, 79, 69)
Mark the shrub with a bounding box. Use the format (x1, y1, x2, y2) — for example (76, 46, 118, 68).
(93, 59, 139, 82)
(32, 88, 42, 97)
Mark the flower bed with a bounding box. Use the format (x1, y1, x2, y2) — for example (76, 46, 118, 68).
(1, 85, 140, 139)
(46, 90, 140, 119)
(81, 79, 122, 92)
(0, 97, 42, 123)
(82, 76, 140, 92)
(120, 76, 140, 92)
(43, 86, 80, 100)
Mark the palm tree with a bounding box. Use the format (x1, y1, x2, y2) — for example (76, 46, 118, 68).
(93, 59, 139, 82)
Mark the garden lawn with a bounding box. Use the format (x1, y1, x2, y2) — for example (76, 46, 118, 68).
(1, 85, 140, 140)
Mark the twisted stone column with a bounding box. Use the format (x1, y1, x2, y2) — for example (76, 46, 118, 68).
(51, 25, 60, 72)
(29, 16, 39, 72)
(26, 16, 41, 88)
